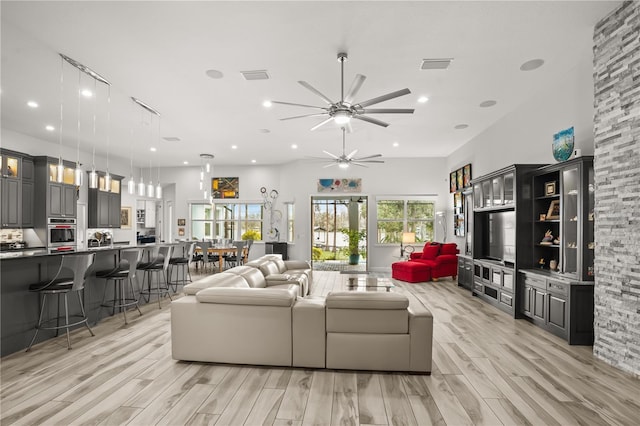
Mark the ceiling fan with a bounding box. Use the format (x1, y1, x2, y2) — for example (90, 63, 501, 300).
(312, 127, 385, 169)
(272, 52, 414, 131)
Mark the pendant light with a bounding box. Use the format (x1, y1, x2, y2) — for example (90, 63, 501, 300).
(88, 79, 98, 189)
(127, 119, 135, 194)
(155, 115, 162, 199)
(56, 55, 65, 183)
(199, 153, 214, 200)
(138, 167, 146, 197)
(146, 113, 154, 198)
(104, 84, 112, 192)
(73, 68, 83, 186)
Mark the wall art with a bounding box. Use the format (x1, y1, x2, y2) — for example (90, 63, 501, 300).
(318, 178, 362, 193)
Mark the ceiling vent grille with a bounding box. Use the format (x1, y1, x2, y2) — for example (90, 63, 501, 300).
(163, 137, 181, 142)
(241, 70, 270, 80)
(420, 58, 453, 70)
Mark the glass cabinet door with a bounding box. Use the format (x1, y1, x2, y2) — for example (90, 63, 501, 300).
(503, 173, 514, 204)
(562, 167, 579, 276)
(473, 183, 483, 209)
(3, 155, 20, 178)
(492, 176, 503, 206)
(586, 164, 595, 279)
(482, 180, 492, 207)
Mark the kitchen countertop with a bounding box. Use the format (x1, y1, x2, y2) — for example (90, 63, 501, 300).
(0, 242, 184, 260)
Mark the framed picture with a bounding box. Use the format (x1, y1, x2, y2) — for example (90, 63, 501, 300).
(545, 181, 556, 196)
(456, 168, 464, 190)
(177, 218, 186, 226)
(178, 228, 185, 236)
(546, 200, 560, 220)
(463, 163, 472, 188)
(212, 177, 239, 199)
(120, 206, 132, 229)
(450, 171, 457, 193)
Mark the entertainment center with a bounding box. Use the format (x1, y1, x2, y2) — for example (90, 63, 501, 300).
(463, 158, 595, 345)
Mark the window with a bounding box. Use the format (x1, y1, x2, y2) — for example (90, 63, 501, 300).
(376, 198, 434, 243)
(190, 202, 263, 240)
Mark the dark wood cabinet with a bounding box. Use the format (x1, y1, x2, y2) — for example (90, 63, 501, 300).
(0, 150, 35, 228)
(1, 178, 21, 227)
(88, 173, 122, 228)
(456, 255, 473, 290)
(48, 182, 76, 218)
(21, 181, 34, 227)
(34, 156, 78, 221)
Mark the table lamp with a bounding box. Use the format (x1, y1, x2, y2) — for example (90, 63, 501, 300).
(400, 232, 416, 258)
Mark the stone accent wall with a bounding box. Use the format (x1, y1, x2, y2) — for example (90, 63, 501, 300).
(593, 1, 640, 377)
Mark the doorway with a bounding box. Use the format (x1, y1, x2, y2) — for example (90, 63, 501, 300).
(310, 195, 368, 272)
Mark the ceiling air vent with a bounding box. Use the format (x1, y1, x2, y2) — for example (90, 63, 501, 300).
(163, 137, 181, 142)
(240, 70, 270, 81)
(420, 58, 453, 70)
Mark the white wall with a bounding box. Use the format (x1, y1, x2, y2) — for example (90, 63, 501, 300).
(444, 54, 597, 250)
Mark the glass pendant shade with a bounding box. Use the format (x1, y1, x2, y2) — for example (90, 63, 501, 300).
(200, 169, 204, 181)
(88, 167, 98, 189)
(199, 180, 203, 190)
(56, 159, 64, 183)
(138, 177, 146, 197)
(203, 190, 208, 200)
(127, 176, 135, 195)
(104, 172, 112, 192)
(206, 162, 210, 173)
(74, 164, 83, 186)
(147, 181, 154, 198)
(156, 183, 162, 199)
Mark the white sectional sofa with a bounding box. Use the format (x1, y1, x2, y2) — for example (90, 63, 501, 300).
(171, 255, 433, 373)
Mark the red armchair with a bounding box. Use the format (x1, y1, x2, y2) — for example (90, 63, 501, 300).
(409, 242, 459, 280)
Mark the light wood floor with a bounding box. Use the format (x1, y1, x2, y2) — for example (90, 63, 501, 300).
(2, 270, 640, 425)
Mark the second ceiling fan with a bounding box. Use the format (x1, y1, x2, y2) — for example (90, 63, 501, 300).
(272, 52, 414, 131)
(312, 127, 384, 169)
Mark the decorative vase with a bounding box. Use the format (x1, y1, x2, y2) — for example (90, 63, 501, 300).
(549, 260, 558, 271)
(349, 254, 360, 265)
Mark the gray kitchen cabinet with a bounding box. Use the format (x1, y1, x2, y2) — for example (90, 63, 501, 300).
(88, 173, 122, 228)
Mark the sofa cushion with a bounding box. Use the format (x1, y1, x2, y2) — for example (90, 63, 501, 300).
(411, 259, 437, 268)
(196, 287, 297, 307)
(258, 261, 281, 277)
(183, 273, 248, 295)
(440, 243, 458, 255)
(265, 273, 292, 281)
(421, 244, 440, 260)
(226, 266, 267, 288)
(326, 291, 409, 310)
(436, 254, 458, 264)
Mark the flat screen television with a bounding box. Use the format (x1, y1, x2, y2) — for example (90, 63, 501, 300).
(487, 211, 516, 263)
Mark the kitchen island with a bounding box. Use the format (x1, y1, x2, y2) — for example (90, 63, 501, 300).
(0, 243, 185, 356)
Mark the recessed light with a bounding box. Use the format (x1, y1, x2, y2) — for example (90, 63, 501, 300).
(45, 125, 55, 132)
(479, 100, 497, 108)
(150, 147, 157, 152)
(393, 142, 399, 147)
(81, 89, 93, 98)
(291, 144, 298, 149)
(231, 145, 238, 150)
(251, 159, 257, 164)
(27, 101, 38, 108)
(263, 100, 272, 108)
(205, 69, 224, 79)
(259, 128, 271, 133)
(520, 59, 544, 71)
(454, 124, 469, 130)
(183, 161, 189, 165)
(418, 96, 429, 103)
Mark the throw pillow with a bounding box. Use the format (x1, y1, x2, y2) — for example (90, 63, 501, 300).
(422, 245, 440, 260)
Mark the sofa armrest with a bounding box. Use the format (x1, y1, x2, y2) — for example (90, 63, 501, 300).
(435, 254, 458, 265)
(408, 304, 433, 373)
(409, 252, 422, 260)
(284, 259, 311, 270)
(265, 273, 293, 282)
(292, 297, 326, 368)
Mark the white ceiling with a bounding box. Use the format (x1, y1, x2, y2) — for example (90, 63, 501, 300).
(1, 1, 619, 168)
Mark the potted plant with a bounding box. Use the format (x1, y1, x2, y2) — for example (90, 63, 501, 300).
(341, 228, 366, 265)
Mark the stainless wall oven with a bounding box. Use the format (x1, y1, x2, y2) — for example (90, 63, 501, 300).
(47, 218, 77, 252)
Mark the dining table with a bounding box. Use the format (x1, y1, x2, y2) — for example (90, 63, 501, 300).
(195, 245, 238, 273)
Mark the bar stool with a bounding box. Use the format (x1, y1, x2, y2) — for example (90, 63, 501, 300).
(168, 242, 195, 292)
(96, 248, 143, 324)
(26, 253, 96, 351)
(137, 245, 173, 309)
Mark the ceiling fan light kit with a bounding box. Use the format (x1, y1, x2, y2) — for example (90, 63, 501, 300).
(272, 52, 414, 131)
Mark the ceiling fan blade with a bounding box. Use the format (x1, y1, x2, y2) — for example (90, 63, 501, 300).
(271, 100, 326, 110)
(298, 81, 335, 105)
(356, 88, 412, 108)
(362, 108, 415, 114)
(350, 162, 368, 168)
(280, 113, 327, 121)
(354, 154, 383, 160)
(352, 115, 389, 127)
(322, 150, 340, 160)
(358, 160, 385, 164)
(323, 163, 338, 168)
(346, 149, 358, 159)
(311, 117, 334, 131)
(344, 74, 366, 104)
